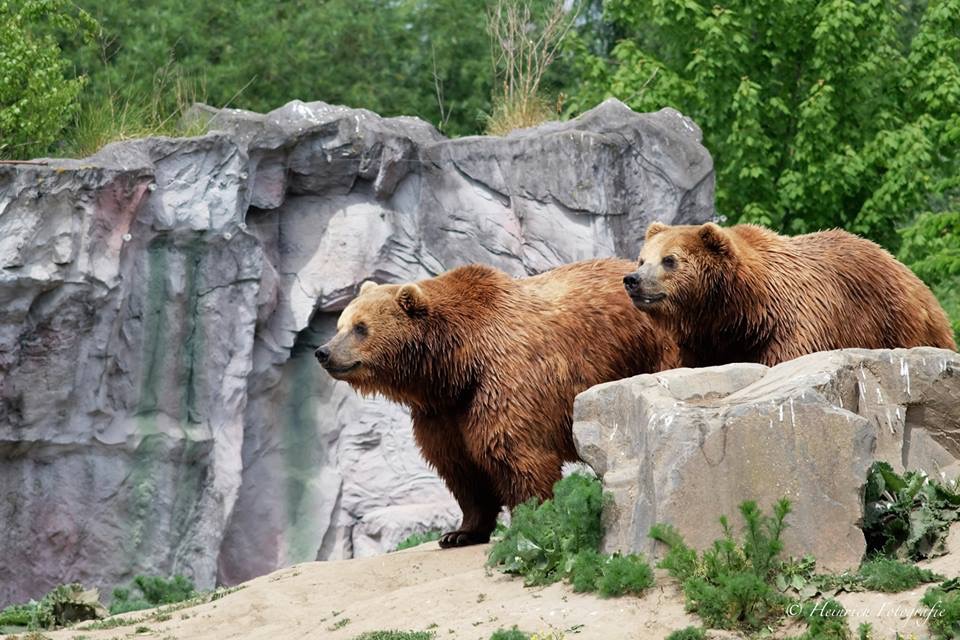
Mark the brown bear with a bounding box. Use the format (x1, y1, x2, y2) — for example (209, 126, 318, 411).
(316, 259, 678, 548)
(623, 222, 956, 367)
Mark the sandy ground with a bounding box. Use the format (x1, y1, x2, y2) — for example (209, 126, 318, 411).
(38, 544, 699, 640)
(23, 524, 959, 640)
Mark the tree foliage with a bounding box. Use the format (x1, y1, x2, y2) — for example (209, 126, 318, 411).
(62, 0, 494, 137)
(567, 0, 959, 240)
(0, 0, 94, 158)
(566, 0, 959, 335)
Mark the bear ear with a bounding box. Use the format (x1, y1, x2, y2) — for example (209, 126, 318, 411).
(359, 280, 378, 295)
(645, 221, 669, 240)
(396, 283, 428, 316)
(698, 222, 732, 255)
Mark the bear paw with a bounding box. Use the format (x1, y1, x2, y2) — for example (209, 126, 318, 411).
(438, 530, 491, 548)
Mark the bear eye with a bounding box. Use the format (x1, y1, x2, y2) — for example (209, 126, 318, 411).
(638, 258, 645, 267)
(353, 323, 368, 337)
(662, 255, 678, 270)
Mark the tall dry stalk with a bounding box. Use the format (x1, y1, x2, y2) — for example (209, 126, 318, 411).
(486, 0, 576, 134)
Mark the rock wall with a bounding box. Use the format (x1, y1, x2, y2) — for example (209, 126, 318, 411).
(574, 348, 960, 571)
(0, 98, 715, 605)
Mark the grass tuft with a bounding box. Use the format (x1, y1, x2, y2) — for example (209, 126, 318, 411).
(351, 632, 435, 640)
(485, 94, 558, 136)
(394, 530, 441, 551)
(857, 557, 943, 592)
(665, 627, 706, 640)
(921, 578, 960, 639)
(61, 70, 210, 159)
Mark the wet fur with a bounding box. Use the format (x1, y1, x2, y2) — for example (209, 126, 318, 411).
(635, 223, 956, 367)
(326, 259, 678, 546)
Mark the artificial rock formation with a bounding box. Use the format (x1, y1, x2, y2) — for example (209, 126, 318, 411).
(574, 347, 960, 571)
(0, 98, 714, 605)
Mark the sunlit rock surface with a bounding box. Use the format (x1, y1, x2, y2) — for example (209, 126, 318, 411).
(0, 98, 714, 605)
(574, 348, 960, 572)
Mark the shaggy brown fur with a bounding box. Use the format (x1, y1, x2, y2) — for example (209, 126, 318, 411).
(317, 259, 678, 548)
(623, 222, 956, 367)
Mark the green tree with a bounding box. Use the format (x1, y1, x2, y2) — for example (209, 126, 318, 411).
(0, 0, 94, 158)
(568, 0, 958, 241)
(566, 0, 959, 336)
(64, 0, 494, 137)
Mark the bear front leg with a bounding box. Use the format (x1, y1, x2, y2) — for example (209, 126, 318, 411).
(412, 420, 502, 548)
(436, 460, 502, 548)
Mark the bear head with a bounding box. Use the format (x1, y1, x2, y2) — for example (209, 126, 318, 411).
(315, 279, 430, 398)
(623, 221, 734, 314)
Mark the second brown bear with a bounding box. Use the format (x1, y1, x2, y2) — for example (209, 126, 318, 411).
(623, 222, 956, 367)
(317, 259, 677, 548)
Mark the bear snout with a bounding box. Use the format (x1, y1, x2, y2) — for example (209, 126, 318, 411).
(623, 272, 641, 292)
(314, 345, 331, 364)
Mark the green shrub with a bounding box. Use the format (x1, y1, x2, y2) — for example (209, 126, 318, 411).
(650, 522, 699, 581)
(665, 627, 706, 640)
(0, 0, 96, 159)
(569, 549, 655, 597)
(684, 571, 781, 631)
(488, 627, 528, 640)
(922, 578, 960, 639)
(568, 549, 603, 593)
(650, 499, 792, 631)
(487, 473, 604, 586)
(595, 553, 654, 597)
(18, 583, 107, 630)
(487, 474, 655, 599)
(862, 461, 960, 560)
(0, 603, 35, 628)
(109, 575, 196, 615)
(106, 588, 151, 615)
(394, 530, 441, 551)
(857, 557, 943, 592)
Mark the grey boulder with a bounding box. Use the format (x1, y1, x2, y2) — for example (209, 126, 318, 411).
(574, 348, 960, 571)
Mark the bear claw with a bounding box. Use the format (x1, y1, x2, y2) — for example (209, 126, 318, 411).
(438, 530, 490, 548)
